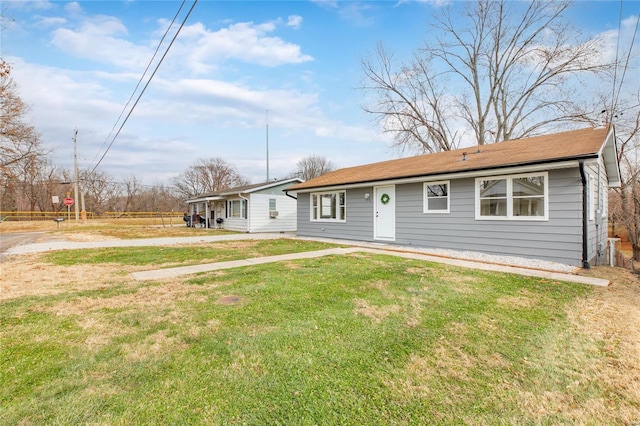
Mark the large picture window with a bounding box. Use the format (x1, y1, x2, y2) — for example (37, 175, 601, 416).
(423, 181, 450, 213)
(476, 172, 547, 220)
(311, 191, 346, 221)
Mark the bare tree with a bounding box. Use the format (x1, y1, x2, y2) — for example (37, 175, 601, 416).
(360, 0, 610, 153)
(119, 176, 143, 213)
(292, 155, 335, 181)
(171, 157, 249, 199)
(135, 183, 183, 213)
(15, 156, 58, 213)
(609, 98, 640, 262)
(0, 60, 46, 179)
(74, 169, 121, 215)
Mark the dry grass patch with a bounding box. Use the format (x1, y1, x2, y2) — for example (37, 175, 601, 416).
(568, 267, 640, 423)
(353, 298, 401, 323)
(0, 254, 132, 301)
(439, 270, 481, 293)
(122, 330, 189, 362)
(42, 282, 208, 316)
(61, 232, 119, 242)
(497, 290, 539, 309)
(78, 316, 135, 350)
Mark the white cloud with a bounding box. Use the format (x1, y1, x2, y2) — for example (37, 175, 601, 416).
(34, 16, 67, 27)
(64, 2, 82, 16)
(311, 0, 376, 26)
(6, 0, 54, 11)
(50, 15, 152, 70)
(396, 0, 451, 7)
(48, 10, 313, 75)
(174, 20, 314, 73)
(287, 15, 303, 29)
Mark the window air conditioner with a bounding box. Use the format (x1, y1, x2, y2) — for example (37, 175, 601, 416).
(269, 210, 278, 218)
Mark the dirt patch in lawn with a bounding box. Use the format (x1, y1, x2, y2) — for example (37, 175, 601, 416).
(216, 295, 244, 305)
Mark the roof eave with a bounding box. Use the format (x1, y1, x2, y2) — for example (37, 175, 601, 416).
(289, 155, 598, 192)
(598, 126, 622, 187)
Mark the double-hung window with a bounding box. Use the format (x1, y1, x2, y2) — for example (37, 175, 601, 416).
(311, 191, 346, 221)
(227, 199, 247, 219)
(476, 172, 547, 220)
(423, 181, 450, 213)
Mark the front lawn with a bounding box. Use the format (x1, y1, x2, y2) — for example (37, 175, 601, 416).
(42, 239, 339, 267)
(1, 250, 635, 424)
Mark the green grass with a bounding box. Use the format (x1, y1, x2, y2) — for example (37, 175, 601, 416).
(43, 239, 339, 267)
(1, 251, 621, 425)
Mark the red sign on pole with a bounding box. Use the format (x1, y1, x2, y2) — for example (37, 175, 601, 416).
(63, 197, 74, 206)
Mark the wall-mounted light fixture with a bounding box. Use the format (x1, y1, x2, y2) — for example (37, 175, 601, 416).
(364, 193, 370, 200)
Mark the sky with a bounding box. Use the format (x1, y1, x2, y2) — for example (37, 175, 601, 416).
(2, 0, 639, 186)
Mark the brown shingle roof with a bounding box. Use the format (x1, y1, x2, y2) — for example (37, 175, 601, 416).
(289, 126, 612, 191)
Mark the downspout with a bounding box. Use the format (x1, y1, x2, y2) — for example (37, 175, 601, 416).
(578, 160, 590, 269)
(596, 158, 602, 266)
(239, 193, 249, 233)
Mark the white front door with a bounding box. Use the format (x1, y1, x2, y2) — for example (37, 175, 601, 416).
(374, 185, 395, 241)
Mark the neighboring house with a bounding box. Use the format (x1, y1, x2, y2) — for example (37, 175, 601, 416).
(186, 178, 302, 233)
(287, 126, 621, 268)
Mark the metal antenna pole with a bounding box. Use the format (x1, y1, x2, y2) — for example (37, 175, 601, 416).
(73, 129, 79, 222)
(266, 109, 270, 182)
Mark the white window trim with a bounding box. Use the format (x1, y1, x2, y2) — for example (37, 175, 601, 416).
(475, 172, 549, 221)
(310, 191, 347, 222)
(423, 180, 450, 214)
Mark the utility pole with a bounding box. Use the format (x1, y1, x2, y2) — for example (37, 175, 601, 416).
(266, 109, 270, 182)
(73, 129, 79, 222)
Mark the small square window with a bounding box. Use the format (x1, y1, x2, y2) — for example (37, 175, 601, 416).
(424, 181, 450, 213)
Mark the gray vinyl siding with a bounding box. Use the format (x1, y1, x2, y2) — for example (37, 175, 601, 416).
(297, 187, 373, 241)
(297, 167, 598, 267)
(393, 169, 583, 266)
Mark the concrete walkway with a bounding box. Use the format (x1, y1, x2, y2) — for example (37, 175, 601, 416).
(2, 232, 288, 255)
(131, 245, 610, 287)
(130, 247, 361, 281)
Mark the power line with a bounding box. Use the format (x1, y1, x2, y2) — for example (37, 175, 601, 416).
(91, 1, 188, 166)
(90, 0, 199, 174)
(610, 0, 639, 117)
(613, 11, 639, 111)
(610, 0, 623, 117)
